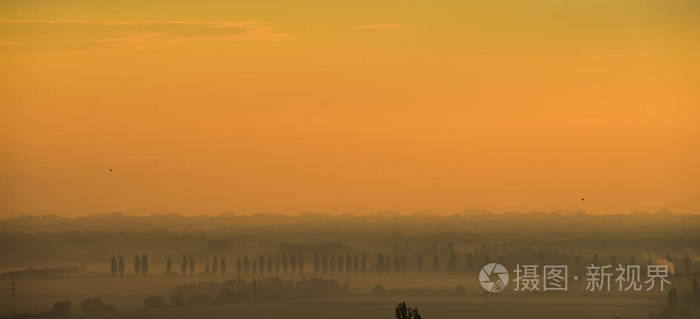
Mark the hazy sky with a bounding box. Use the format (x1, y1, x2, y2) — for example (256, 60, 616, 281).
(1, 0, 698, 216)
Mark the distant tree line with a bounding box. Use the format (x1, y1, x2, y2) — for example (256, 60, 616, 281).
(109, 244, 696, 278)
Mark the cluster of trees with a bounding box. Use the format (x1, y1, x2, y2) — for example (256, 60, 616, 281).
(395, 302, 422, 319)
(165, 256, 195, 275)
(110, 255, 148, 276)
(205, 256, 227, 275)
(47, 298, 117, 316)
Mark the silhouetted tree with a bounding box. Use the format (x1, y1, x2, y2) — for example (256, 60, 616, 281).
(243, 256, 250, 274)
(322, 254, 328, 273)
(236, 257, 242, 275)
(353, 255, 359, 274)
(314, 253, 320, 274)
(330, 255, 336, 273)
(212, 257, 218, 275)
(166, 257, 172, 274)
(290, 254, 297, 274)
(181, 256, 187, 275)
(299, 253, 305, 274)
(118, 256, 125, 276)
(220, 258, 226, 275)
(110, 257, 117, 276)
(283, 254, 289, 273)
(141, 254, 149, 276)
(432, 255, 439, 273)
(134, 255, 141, 275)
(395, 302, 422, 319)
(447, 242, 457, 272)
(465, 251, 474, 270)
(189, 257, 194, 276)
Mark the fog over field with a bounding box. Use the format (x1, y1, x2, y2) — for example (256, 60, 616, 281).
(2, 0, 698, 318)
(0, 212, 698, 319)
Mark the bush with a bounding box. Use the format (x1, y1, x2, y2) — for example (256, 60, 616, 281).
(81, 298, 117, 314)
(49, 301, 72, 316)
(371, 284, 386, 295)
(144, 296, 169, 309)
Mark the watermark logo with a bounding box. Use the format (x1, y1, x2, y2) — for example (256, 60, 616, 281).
(477, 263, 671, 293)
(479, 263, 509, 292)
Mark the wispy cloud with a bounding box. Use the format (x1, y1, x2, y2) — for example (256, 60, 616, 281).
(352, 24, 408, 30)
(0, 20, 288, 50)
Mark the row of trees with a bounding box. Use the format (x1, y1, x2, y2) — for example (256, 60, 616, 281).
(109, 253, 440, 277)
(110, 247, 695, 277)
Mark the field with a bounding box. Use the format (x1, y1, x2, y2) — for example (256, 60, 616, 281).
(0, 213, 698, 318)
(0, 274, 683, 319)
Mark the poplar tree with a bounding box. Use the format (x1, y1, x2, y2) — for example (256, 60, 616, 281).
(134, 255, 141, 275)
(110, 257, 117, 276)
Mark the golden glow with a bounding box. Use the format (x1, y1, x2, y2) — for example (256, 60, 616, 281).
(1, 1, 698, 216)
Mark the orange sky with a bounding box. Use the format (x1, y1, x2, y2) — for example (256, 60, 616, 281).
(1, 0, 699, 216)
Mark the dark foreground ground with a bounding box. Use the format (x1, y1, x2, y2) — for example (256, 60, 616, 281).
(0, 276, 672, 319)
